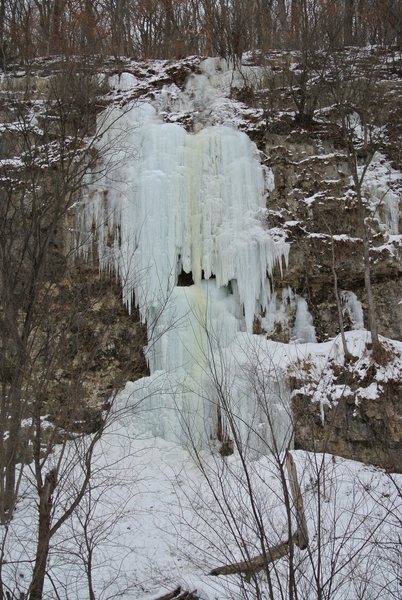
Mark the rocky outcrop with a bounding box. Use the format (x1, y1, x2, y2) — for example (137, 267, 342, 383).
(0, 66, 149, 433)
(43, 264, 148, 432)
(294, 383, 402, 472)
(290, 337, 402, 471)
(264, 129, 401, 342)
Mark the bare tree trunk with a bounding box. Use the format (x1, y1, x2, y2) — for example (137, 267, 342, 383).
(29, 470, 57, 600)
(153, 588, 199, 600)
(50, 0, 65, 53)
(0, 0, 6, 68)
(343, 140, 381, 354)
(357, 188, 380, 353)
(2, 376, 26, 520)
(277, 0, 288, 44)
(344, 0, 354, 45)
(286, 452, 309, 549)
(209, 453, 309, 579)
(291, 0, 301, 49)
(385, 0, 402, 47)
(87, 546, 96, 600)
(210, 539, 294, 577)
(326, 225, 352, 361)
(357, 0, 367, 45)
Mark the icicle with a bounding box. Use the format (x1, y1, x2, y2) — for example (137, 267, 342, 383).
(292, 296, 317, 343)
(78, 102, 289, 335)
(341, 291, 364, 330)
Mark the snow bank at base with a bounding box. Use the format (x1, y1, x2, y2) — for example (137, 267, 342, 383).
(3, 327, 402, 597)
(118, 327, 402, 455)
(4, 429, 401, 599)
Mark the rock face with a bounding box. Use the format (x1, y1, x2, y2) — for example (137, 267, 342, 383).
(290, 337, 402, 472)
(264, 130, 402, 342)
(258, 89, 401, 470)
(294, 384, 402, 472)
(44, 265, 148, 432)
(0, 50, 401, 468)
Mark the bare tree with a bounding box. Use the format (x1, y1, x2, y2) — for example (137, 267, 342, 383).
(173, 322, 401, 599)
(0, 58, 108, 522)
(327, 52, 388, 355)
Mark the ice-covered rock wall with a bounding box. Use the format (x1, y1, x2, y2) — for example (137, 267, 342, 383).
(360, 152, 401, 236)
(79, 61, 291, 453)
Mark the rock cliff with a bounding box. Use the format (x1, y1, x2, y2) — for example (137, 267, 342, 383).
(0, 49, 401, 468)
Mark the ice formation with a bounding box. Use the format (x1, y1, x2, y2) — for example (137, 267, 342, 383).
(157, 58, 264, 114)
(79, 61, 291, 453)
(81, 102, 287, 330)
(360, 152, 401, 235)
(292, 296, 317, 343)
(260, 289, 318, 344)
(347, 115, 400, 236)
(260, 287, 294, 338)
(341, 291, 364, 330)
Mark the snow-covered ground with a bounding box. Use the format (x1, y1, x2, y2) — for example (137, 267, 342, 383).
(2, 330, 402, 599)
(3, 406, 401, 599)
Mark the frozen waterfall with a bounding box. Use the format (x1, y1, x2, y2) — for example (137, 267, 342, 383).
(79, 66, 291, 454)
(341, 291, 364, 330)
(292, 296, 317, 344)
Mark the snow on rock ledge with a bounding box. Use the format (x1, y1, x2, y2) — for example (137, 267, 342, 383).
(289, 331, 402, 470)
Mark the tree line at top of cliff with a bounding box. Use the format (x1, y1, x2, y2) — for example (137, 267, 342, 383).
(0, 0, 401, 69)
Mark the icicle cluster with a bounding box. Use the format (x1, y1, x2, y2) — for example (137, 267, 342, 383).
(79, 102, 289, 334)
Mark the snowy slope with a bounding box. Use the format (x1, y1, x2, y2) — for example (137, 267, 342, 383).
(4, 417, 401, 599)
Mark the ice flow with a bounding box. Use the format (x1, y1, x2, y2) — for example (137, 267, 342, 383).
(79, 96, 291, 452)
